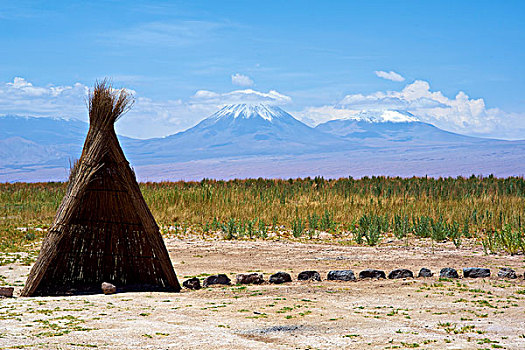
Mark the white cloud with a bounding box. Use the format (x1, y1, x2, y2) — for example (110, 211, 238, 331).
(298, 80, 525, 140)
(2, 77, 522, 140)
(0, 77, 292, 139)
(192, 88, 291, 106)
(0, 77, 89, 119)
(374, 70, 405, 82)
(231, 73, 254, 87)
(295, 106, 359, 126)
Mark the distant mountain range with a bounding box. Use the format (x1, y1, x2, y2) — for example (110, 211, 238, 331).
(315, 110, 481, 146)
(1, 105, 524, 182)
(123, 104, 351, 165)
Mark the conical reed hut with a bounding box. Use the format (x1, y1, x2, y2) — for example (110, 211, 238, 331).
(21, 81, 181, 296)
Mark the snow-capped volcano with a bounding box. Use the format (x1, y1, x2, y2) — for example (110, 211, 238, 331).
(211, 104, 290, 122)
(315, 109, 477, 145)
(193, 103, 319, 136)
(123, 103, 346, 164)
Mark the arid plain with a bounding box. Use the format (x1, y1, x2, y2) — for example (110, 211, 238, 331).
(1, 235, 524, 350)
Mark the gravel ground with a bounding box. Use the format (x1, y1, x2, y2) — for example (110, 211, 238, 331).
(1, 237, 524, 349)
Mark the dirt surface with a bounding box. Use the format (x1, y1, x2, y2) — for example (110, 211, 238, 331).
(1, 237, 525, 349)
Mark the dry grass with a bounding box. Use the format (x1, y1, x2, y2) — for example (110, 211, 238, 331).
(1, 176, 524, 254)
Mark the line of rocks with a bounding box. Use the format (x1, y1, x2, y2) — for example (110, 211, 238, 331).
(6, 266, 517, 297)
(181, 267, 524, 290)
(1, 267, 520, 298)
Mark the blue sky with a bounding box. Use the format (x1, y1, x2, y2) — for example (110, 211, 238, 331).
(0, 0, 524, 139)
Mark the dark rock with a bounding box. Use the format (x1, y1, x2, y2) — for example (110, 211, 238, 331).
(418, 268, 433, 278)
(440, 268, 459, 279)
(269, 272, 292, 284)
(463, 268, 490, 278)
(203, 274, 231, 287)
(327, 270, 356, 281)
(497, 268, 517, 279)
(388, 269, 414, 279)
(183, 277, 202, 290)
(0, 287, 14, 298)
(359, 269, 386, 279)
(236, 273, 264, 285)
(297, 271, 321, 281)
(101, 282, 116, 295)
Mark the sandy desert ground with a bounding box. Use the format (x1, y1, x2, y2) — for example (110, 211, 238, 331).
(1, 237, 525, 349)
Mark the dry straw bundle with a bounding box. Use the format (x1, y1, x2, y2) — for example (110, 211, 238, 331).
(21, 81, 180, 296)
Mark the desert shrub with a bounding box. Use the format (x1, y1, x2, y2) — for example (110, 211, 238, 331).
(246, 219, 256, 238)
(292, 217, 304, 238)
(258, 219, 268, 238)
(431, 216, 447, 242)
(393, 214, 411, 239)
(482, 229, 499, 254)
(222, 218, 237, 240)
(308, 213, 319, 231)
(498, 224, 524, 255)
(413, 216, 432, 238)
(448, 221, 461, 248)
(320, 210, 335, 232)
(354, 213, 385, 246)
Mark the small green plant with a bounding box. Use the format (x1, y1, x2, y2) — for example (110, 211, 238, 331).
(308, 213, 319, 231)
(222, 218, 237, 240)
(246, 219, 256, 238)
(413, 216, 431, 238)
(354, 213, 385, 246)
(431, 216, 447, 242)
(308, 213, 320, 238)
(462, 218, 472, 238)
(292, 216, 304, 238)
(448, 221, 461, 248)
(482, 225, 524, 255)
(258, 219, 268, 238)
(320, 210, 335, 232)
(24, 232, 36, 241)
(392, 214, 410, 239)
(482, 229, 499, 254)
(498, 224, 523, 255)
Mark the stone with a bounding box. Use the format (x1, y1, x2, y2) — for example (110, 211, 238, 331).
(236, 273, 264, 285)
(101, 282, 116, 295)
(203, 274, 231, 287)
(418, 268, 433, 278)
(183, 277, 201, 290)
(439, 268, 459, 279)
(327, 270, 356, 281)
(297, 271, 321, 281)
(359, 269, 386, 279)
(497, 268, 517, 279)
(269, 272, 292, 284)
(0, 287, 14, 298)
(463, 268, 490, 278)
(388, 269, 414, 279)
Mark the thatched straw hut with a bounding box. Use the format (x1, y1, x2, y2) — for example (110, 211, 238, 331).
(21, 81, 180, 296)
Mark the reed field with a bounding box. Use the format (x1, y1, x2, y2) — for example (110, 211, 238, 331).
(1, 176, 524, 256)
